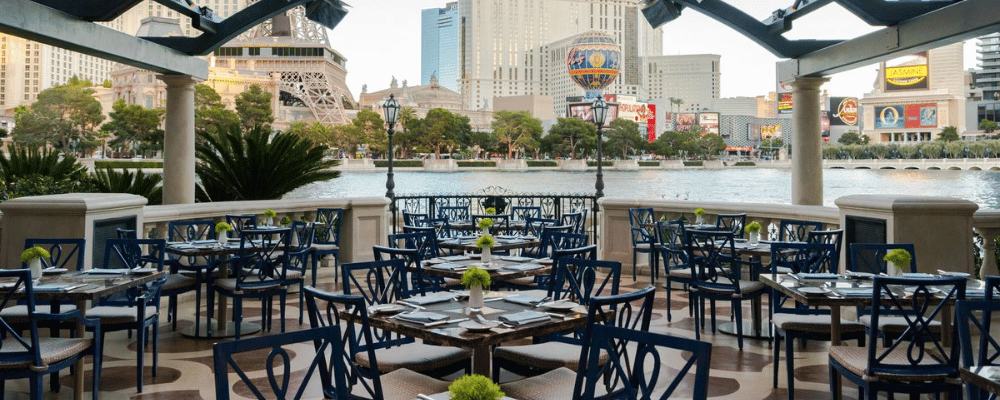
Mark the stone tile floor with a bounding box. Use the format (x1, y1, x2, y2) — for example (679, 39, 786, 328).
(2, 265, 858, 400)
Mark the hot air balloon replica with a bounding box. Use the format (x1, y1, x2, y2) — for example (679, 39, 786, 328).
(566, 31, 621, 100)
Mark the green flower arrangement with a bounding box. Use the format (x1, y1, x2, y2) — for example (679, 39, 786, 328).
(215, 222, 234, 234)
(20, 246, 50, 264)
(449, 373, 504, 400)
(263, 209, 277, 218)
(476, 234, 494, 248)
(300, 215, 311, 222)
(744, 221, 762, 234)
(883, 249, 912, 267)
(461, 267, 492, 289)
(478, 217, 494, 230)
(279, 216, 292, 226)
(694, 208, 706, 217)
(484, 207, 497, 215)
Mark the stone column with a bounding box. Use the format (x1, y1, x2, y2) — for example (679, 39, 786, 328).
(158, 75, 198, 204)
(791, 77, 829, 205)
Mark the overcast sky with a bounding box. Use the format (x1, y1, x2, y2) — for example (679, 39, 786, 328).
(328, 1, 978, 100)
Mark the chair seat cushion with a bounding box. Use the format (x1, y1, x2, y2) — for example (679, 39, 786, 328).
(493, 341, 608, 371)
(215, 278, 283, 292)
(355, 342, 471, 373)
(668, 267, 693, 278)
(86, 305, 159, 324)
(311, 243, 339, 252)
(695, 279, 765, 296)
(774, 266, 794, 274)
(274, 268, 303, 281)
(0, 337, 92, 370)
(829, 345, 952, 381)
(633, 243, 652, 250)
(772, 313, 865, 334)
(0, 304, 78, 322)
(163, 274, 198, 291)
(376, 367, 453, 400)
(499, 367, 579, 400)
(859, 315, 942, 333)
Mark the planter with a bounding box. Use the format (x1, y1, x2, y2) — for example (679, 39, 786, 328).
(469, 285, 485, 309)
(695, 215, 705, 225)
(29, 258, 42, 280)
(265, 216, 273, 226)
(218, 231, 229, 245)
(481, 246, 492, 265)
(887, 261, 902, 277)
(749, 231, 760, 246)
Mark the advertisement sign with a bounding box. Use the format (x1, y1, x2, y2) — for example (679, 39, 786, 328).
(884, 52, 929, 91)
(777, 93, 793, 115)
(675, 113, 697, 132)
(568, 102, 619, 129)
(830, 97, 859, 126)
(875, 105, 905, 129)
(905, 104, 937, 128)
(698, 112, 720, 135)
(646, 104, 656, 143)
(760, 124, 782, 140)
(821, 111, 830, 137)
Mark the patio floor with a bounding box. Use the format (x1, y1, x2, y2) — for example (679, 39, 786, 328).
(1, 264, 859, 400)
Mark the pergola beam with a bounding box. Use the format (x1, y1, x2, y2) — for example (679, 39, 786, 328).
(778, 0, 1000, 82)
(0, 0, 207, 78)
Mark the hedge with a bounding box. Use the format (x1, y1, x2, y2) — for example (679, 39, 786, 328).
(733, 161, 756, 166)
(527, 161, 558, 167)
(374, 160, 423, 168)
(94, 160, 163, 169)
(457, 161, 496, 167)
(683, 161, 703, 167)
(638, 161, 659, 167)
(586, 161, 614, 167)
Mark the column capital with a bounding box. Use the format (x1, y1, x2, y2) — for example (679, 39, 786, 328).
(789, 76, 830, 91)
(156, 74, 201, 88)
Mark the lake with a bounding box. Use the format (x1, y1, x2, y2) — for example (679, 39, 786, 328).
(283, 169, 1000, 209)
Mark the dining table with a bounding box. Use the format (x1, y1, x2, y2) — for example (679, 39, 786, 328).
(961, 365, 1000, 399)
(7, 268, 167, 400)
(438, 234, 540, 253)
(358, 289, 590, 377)
(419, 254, 552, 283)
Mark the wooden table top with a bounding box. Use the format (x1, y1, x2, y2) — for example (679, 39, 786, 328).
(419, 255, 552, 281)
(4, 270, 167, 301)
(760, 273, 987, 307)
(962, 366, 1000, 397)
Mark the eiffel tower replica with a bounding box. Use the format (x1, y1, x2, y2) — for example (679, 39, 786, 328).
(217, 3, 354, 125)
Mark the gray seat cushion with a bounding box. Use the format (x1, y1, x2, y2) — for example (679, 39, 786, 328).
(859, 315, 942, 333)
(499, 367, 579, 400)
(215, 278, 283, 292)
(493, 341, 608, 371)
(829, 345, 950, 381)
(0, 304, 78, 322)
(355, 342, 471, 373)
(373, 367, 452, 400)
(772, 313, 865, 334)
(86, 305, 158, 324)
(0, 337, 92, 370)
(163, 274, 197, 291)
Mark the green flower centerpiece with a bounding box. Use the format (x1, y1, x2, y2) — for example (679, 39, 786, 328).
(478, 217, 494, 233)
(263, 209, 277, 226)
(462, 267, 493, 311)
(215, 222, 234, 245)
(694, 208, 706, 225)
(484, 207, 497, 215)
(745, 221, 762, 245)
(476, 234, 495, 266)
(883, 249, 912, 277)
(21, 246, 50, 280)
(279, 216, 292, 227)
(449, 373, 504, 400)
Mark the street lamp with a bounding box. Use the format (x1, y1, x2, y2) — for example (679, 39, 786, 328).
(382, 94, 400, 226)
(592, 97, 608, 202)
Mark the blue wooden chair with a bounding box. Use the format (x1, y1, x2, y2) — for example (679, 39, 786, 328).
(226, 214, 258, 236)
(957, 289, 1000, 400)
(628, 207, 657, 281)
(213, 325, 348, 400)
(0, 269, 102, 400)
(287, 221, 313, 323)
(401, 211, 428, 226)
(209, 228, 291, 340)
(472, 213, 511, 235)
(414, 217, 456, 240)
(311, 208, 344, 287)
(848, 243, 917, 275)
(560, 211, 586, 236)
(166, 220, 217, 332)
(303, 286, 466, 394)
(86, 238, 169, 392)
(715, 213, 746, 238)
(511, 206, 542, 221)
(778, 219, 824, 242)
(576, 324, 713, 400)
(829, 276, 965, 400)
(655, 220, 692, 322)
(437, 205, 470, 224)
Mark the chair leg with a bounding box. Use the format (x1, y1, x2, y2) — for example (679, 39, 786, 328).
(829, 366, 840, 400)
(169, 295, 178, 330)
(786, 332, 795, 400)
(136, 322, 145, 392)
(666, 278, 673, 322)
(233, 297, 242, 340)
(773, 330, 780, 389)
(733, 299, 744, 350)
(632, 250, 638, 281)
(280, 292, 287, 333)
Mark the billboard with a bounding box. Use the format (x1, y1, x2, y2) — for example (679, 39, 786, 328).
(699, 112, 720, 135)
(568, 102, 619, 129)
(830, 97, 859, 126)
(875, 106, 905, 129)
(777, 93, 793, 115)
(675, 113, 697, 132)
(616, 98, 656, 142)
(874, 103, 938, 129)
(884, 52, 929, 91)
(646, 104, 656, 142)
(821, 111, 830, 137)
(759, 124, 782, 140)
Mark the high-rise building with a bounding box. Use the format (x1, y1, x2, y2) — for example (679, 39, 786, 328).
(421, 2, 460, 92)
(645, 54, 721, 113)
(456, 0, 663, 115)
(971, 33, 1000, 124)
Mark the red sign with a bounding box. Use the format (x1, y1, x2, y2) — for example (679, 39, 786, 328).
(903, 103, 937, 128)
(647, 104, 656, 143)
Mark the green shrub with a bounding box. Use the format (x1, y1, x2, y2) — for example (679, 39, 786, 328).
(638, 161, 659, 167)
(457, 161, 496, 167)
(586, 161, 613, 167)
(95, 160, 163, 169)
(527, 161, 557, 167)
(734, 161, 756, 166)
(683, 161, 703, 167)
(375, 160, 423, 168)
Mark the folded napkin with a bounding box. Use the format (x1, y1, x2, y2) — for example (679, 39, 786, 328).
(499, 256, 534, 263)
(503, 263, 541, 271)
(795, 273, 841, 280)
(830, 288, 875, 298)
(495, 235, 518, 240)
(503, 294, 547, 306)
(403, 293, 456, 306)
(395, 311, 449, 324)
(429, 263, 466, 271)
(33, 283, 73, 292)
(499, 311, 551, 326)
(440, 255, 471, 262)
(900, 273, 938, 279)
(85, 268, 126, 275)
(457, 235, 477, 240)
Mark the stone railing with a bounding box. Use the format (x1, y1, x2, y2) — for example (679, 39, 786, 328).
(973, 209, 1000, 277)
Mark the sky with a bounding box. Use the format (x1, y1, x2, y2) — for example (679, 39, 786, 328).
(328, 1, 979, 100)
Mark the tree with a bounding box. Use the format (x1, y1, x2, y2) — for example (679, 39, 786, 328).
(692, 133, 726, 159)
(235, 84, 274, 131)
(195, 124, 340, 201)
(837, 131, 868, 145)
(936, 126, 960, 142)
(604, 118, 643, 159)
(546, 117, 596, 159)
(331, 124, 364, 156)
(0, 145, 91, 199)
(11, 83, 104, 152)
(353, 109, 386, 156)
(91, 168, 163, 205)
(653, 130, 696, 158)
(412, 108, 470, 158)
(492, 110, 542, 159)
(195, 84, 238, 134)
(286, 121, 336, 149)
(395, 107, 418, 158)
(980, 119, 998, 134)
(759, 138, 785, 159)
(100, 99, 165, 158)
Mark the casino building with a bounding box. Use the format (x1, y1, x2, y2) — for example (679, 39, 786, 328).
(857, 42, 967, 143)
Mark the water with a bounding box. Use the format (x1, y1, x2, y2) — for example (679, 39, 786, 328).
(283, 168, 1000, 209)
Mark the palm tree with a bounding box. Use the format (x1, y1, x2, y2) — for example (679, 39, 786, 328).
(396, 107, 417, 158)
(91, 168, 163, 205)
(195, 124, 340, 201)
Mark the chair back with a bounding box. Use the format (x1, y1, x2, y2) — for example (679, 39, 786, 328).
(866, 276, 965, 379)
(388, 230, 440, 261)
(168, 220, 216, 242)
(715, 213, 746, 238)
(552, 244, 597, 263)
(807, 229, 844, 259)
(986, 275, 1000, 301)
(769, 241, 838, 316)
(226, 214, 258, 236)
(285, 221, 314, 276)
(23, 238, 86, 271)
(472, 214, 510, 235)
(314, 208, 344, 246)
(438, 205, 470, 222)
(511, 206, 542, 221)
(779, 219, 824, 242)
(522, 216, 558, 238)
(627, 207, 654, 229)
(533, 225, 575, 258)
(340, 258, 411, 305)
(100, 238, 168, 308)
(685, 229, 755, 294)
(231, 228, 291, 291)
(549, 258, 620, 306)
(371, 245, 430, 296)
(576, 324, 712, 400)
(213, 325, 348, 400)
(957, 298, 1000, 400)
(414, 217, 455, 239)
(655, 220, 689, 271)
(0, 269, 43, 368)
(116, 228, 137, 239)
(401, 211, 428, 227)
(548, 231, 588, 253)
(561, 211, 586, 236)
(849, 243, 917, 275)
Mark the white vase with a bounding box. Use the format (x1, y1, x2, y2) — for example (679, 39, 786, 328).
(481, 246, 492, 265)
(749, 231, 760, 246)
(887, 261, 902, 277)
(469, 285, 485, 309)
(29, 258, 42, 280)
(218, 231, 229, 245)
(695, 215, 705, 225)
(265, 216, 273, 226)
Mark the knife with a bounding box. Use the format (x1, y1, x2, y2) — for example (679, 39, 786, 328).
(424, 317, 469, 327)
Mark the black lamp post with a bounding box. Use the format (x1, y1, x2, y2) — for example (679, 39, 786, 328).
(592, 97, 608, 202)
(382, 94, 400, 225)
